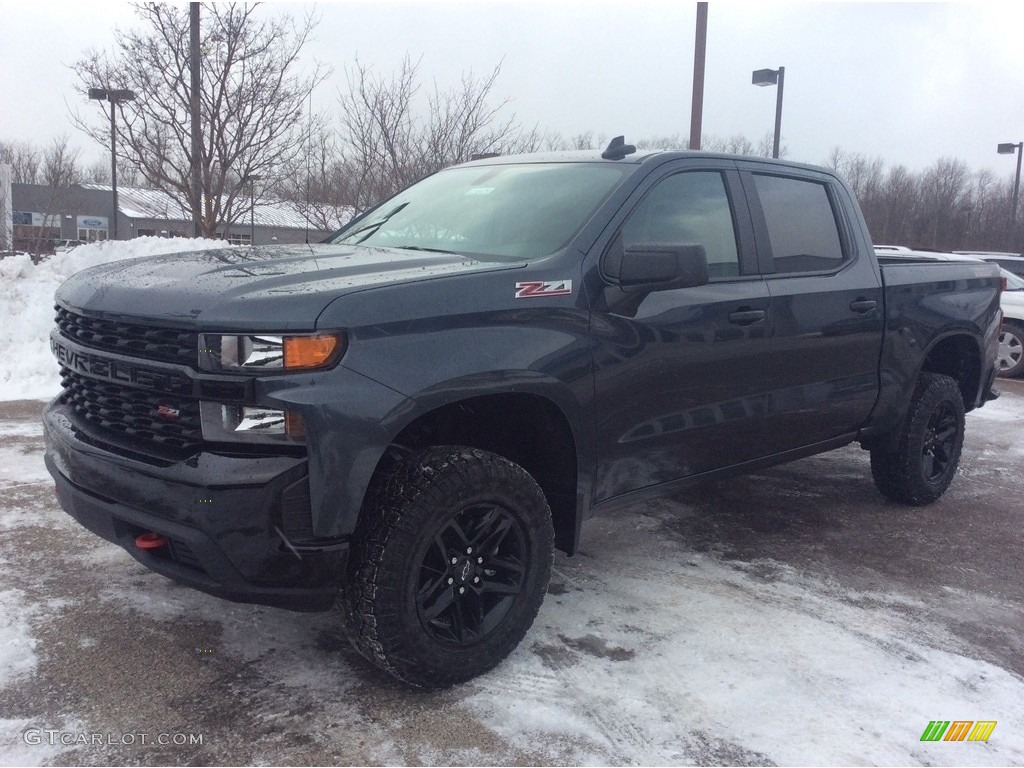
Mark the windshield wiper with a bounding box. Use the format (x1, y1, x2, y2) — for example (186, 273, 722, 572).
(338, 202, 409, 244)
(394, 245, 459, 255)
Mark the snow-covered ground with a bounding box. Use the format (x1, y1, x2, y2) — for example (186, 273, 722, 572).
(1, 241, 1023, 765)
(0, 238, 231, 401)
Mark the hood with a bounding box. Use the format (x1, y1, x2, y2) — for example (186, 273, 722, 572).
(55, 243, 522, 330)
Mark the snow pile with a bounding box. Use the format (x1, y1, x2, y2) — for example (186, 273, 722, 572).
(0, 238, 230, 401)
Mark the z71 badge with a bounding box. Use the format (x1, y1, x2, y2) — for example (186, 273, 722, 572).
(514, 280, 573, 299)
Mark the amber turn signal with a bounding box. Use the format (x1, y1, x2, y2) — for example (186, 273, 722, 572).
(283, 334, 342, 370)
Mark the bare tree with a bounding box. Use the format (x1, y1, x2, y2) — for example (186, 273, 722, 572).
(636, 134, 686, 151)
(424, 64, 523, 169)
(71, 2, 329, 238)
(333, 55, 532, 211)
(702, 133, 757, 156)
(755, 130, 781, 158)
(875, 164, 919, 245)
(915, 158, 971, 249)
(274, 125, 354, 232)
(84, 160, 112, 185)
(0, 137, 85, 258)
(41, 136, 84, 188)
(0, 140, 42, 184)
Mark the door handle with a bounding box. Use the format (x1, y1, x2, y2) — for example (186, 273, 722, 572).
(728, 309, 766, 326)
(849, 299, 877, 314)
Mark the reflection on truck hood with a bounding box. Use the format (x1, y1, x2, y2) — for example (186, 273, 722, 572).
(55, 243, 522, 330)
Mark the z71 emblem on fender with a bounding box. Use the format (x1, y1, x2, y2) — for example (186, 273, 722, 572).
(515, 280, 573, 298)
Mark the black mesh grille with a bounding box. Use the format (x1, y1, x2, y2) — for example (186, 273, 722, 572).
(55, 307, 197, 366)
(59, 368, 202, 449)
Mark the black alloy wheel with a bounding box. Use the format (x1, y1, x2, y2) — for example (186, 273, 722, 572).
(343, 446, 554, 688)
(415, 503, 528, 647)
(919, 399, 959, 483)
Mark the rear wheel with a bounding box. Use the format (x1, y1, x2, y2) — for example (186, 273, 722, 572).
(344, 446, 554, 688)
(997, 321, 1024, 378)
(870, 372, 965, 505)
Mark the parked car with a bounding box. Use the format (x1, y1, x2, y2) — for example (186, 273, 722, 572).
(45, 147, 1001, 687)
(954, 251, 1024, 278)
(997, 268, 1024, 377)
(54, 239, 85, 254)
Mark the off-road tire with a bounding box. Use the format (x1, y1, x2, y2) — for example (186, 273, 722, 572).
(870, 372, 965, 505)
(343, 446, 554, 688)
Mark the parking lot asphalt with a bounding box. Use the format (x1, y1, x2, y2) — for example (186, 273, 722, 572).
(1, 382, 1022, 766)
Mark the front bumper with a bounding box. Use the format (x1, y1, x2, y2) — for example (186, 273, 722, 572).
(43, 401, 347, 611)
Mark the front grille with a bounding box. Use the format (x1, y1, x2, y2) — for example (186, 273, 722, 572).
(56, 307, 197, 366)
(60, 368, 202, 449)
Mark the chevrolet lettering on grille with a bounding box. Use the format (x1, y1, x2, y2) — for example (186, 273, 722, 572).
(50, 337, 191, 394)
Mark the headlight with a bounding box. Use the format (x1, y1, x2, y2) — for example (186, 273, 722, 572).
(200, 402, 306, 444)
(198, 332, 345, 373)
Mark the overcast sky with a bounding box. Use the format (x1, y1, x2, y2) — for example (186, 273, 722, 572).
(1, 1, 1022, 178)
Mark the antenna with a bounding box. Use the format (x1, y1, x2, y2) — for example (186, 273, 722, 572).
(601, 135, 636, 161)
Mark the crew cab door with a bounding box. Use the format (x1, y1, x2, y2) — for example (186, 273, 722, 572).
(586, 161, 772, 502)
(739, 164, 884, 452)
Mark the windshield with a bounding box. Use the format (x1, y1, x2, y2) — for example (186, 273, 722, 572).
(330, 163, 630, 260)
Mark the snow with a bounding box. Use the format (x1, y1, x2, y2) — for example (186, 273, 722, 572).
(0, 238, 231, 401)
(466, 551, 1024, 765)
(0, 590, 38, 686)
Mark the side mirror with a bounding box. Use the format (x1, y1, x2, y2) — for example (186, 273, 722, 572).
(608, 243, 710, 291)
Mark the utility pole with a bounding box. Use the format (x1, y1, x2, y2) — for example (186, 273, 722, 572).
(689, 2, 708, 151)
(190, 2, 202, 238)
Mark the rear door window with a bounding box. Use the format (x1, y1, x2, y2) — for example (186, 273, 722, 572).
(752, 174, 844, 274)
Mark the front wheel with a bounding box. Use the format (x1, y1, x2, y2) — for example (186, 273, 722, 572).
(997, 321, 1024, 378)
(343, 446, 554, 688)
(870, 372, 965, 505)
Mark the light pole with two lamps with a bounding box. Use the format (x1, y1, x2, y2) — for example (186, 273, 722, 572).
(998, 141, 1022, 250)
(752, 66, 785, 159)
(88, 88, 136, 240)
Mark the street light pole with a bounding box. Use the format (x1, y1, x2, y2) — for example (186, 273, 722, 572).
(752, 66, 785, 159)
(998, 141, 1023, 250)
(688, 2, 709, 151)
(89, 88, 136, 240)
(249, 175, 262, 245)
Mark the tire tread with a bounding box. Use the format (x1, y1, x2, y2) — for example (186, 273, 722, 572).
(343, 446, 553, 688)
(870, 372, 965, 505)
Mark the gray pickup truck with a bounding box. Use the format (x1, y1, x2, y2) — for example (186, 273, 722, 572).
(44, 141, 1001, 687)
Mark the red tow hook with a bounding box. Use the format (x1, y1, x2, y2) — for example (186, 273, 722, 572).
(135, 532, 168, 550)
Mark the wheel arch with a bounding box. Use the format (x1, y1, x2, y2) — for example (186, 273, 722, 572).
(919, 330, 984, 411)
(372, 389, 584, 555)
(861, 329, 988, 452)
